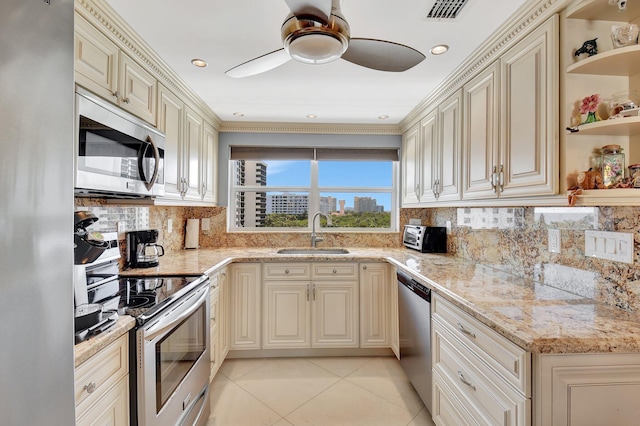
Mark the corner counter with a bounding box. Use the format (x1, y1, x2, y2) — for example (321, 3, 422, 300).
(121, 247, 640, 354)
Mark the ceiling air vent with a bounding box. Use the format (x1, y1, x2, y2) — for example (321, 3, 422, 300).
(423, 0, 470, 21)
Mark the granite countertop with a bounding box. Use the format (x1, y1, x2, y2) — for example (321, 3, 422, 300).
(74, 315, 135, 367)
(121, 247, 640, 354)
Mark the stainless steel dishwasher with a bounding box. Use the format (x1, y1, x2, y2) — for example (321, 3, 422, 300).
(397, 270, 432, 414)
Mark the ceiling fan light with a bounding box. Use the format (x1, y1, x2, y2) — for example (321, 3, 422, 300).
(287, 33, 346, 64)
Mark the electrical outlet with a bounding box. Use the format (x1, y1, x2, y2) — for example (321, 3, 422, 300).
(202, 218, 211, 231)
(117, 221, 126, 233)
(548, 229, 561, 253)
(446, 220, 452, 235)
(167, 219, 173, 234)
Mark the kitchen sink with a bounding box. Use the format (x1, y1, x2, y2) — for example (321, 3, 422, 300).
(277, 248, 350, 255)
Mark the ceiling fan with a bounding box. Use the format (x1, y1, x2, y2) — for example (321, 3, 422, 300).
(225, 0, 426, 78)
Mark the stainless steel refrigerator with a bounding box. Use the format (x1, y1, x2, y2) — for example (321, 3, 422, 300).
(0, 0, 76, 424)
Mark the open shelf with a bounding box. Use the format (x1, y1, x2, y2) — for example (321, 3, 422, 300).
(567, 44, 640, 75)
(567, 0, 640, 21)
(568, 188, 640, 206)
(572, 116, 640, 135)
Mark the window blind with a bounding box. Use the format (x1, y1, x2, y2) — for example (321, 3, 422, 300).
(230, 147, 398, 161)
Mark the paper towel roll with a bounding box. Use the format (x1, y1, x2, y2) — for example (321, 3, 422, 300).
(185, 218, 200, 249)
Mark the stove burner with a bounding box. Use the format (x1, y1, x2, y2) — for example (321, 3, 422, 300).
(123, 294, 156, 309)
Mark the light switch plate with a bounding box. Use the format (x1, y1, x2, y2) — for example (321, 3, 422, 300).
(548, 229, 561, 253)
(202, 218, 211, 231)
(585, 230, 634, 264)
(167, 218, 173, 234)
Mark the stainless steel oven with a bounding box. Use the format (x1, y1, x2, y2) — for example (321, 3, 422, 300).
(131, 277, 210, 426)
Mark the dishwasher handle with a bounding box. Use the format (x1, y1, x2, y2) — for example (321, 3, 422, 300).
(397, 270, 431, 302)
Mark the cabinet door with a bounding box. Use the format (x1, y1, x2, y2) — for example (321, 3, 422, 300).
(263, 282, 311, 348)
(230, 264, 261, 350)
(76, 377, 129, 426)
(359, 263, 390, 348)
(219, 268, 230, 359)
(500, 15, 558, 198)
(157, 84, 184, 199)
(418, 110, 439, 203)
(437, 90, 462, 202)
(183, 106, 204, 200)
(119, 53, 157, 125)
(202, 122, 218, 203)
(74, 16, 119, 104)
(536, 353, 640, 426)
(401, 123, 420, 205)
(312, 281, 359, 348)
(463, 62, 500, 200)
(390, 269, 399, 359)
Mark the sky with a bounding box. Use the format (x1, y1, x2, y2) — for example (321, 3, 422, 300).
(263, 160, 393, 211)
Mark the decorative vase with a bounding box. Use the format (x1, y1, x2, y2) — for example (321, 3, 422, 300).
(582, 111, 598, 124)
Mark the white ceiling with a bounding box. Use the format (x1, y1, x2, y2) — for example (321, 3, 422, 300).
(104, 0, 528, 125)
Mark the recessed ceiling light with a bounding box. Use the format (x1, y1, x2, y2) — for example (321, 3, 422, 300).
(378, 115, 389, 120)
(191, 58, 208, 68)
(430, 44, 449, 55)
(232, 112, 244, 117)
(306, 114, 317, 119)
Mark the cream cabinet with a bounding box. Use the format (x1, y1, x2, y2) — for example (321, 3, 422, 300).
(75, 334, 129, 426)
(218, 267, 230, 359)
(230, 263, 262, 350)
(401, 90, 461, 206)
(157, 83, 217, 203)
(262, 262, 359, 349)
(209, 279, 221, 381)
(75, 15, 157, 125)
(359, 263, 391, 348)
(498, 15, 558, 198)
(535, 352, 640, 426)
(431, 295, 531, 426)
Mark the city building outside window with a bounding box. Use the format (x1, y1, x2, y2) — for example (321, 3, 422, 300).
(229, 147, 398, 232)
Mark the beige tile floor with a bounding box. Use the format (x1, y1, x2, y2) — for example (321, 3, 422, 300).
(207, 356, 436, 426)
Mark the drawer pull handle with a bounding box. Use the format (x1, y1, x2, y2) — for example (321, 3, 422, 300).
(457, 371, 476, 391)
(457, 322, 476, 339)
(84, 381, 97, 394)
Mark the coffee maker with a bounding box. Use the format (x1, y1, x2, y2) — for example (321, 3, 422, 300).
(127, 229, 165, 268)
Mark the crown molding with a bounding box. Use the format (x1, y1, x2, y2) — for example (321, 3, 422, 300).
(219, 121, 402, 135)
(400, 0, 571, 132)
(75, 0, 223, 129)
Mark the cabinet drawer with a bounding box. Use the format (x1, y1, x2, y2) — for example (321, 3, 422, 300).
(264, 263, 311, 280)
(433, 369, 480, 426)
(311, 262, 358, 280)
(76, 375, 129, 426)
(433, 295, 530, 396)
(75, 334, 128, 411)
(433, 322, 530, 426)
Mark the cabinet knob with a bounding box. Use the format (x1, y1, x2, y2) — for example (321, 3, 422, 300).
(123, 97, 130, 104)
(332, 269, 337, 274)
(284, 269, 289, 274)
(362, 265, 367, 270)
(83, 381, 97, 394)
(111, 91, 119, 100)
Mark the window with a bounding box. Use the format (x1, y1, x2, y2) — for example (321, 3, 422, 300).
(229, 147, 398, 232)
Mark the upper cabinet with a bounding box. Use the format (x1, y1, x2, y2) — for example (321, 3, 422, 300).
(402, 13, 559, 207)
(402, 91, 462, 207)
(562, 0, 640, 205)
(75, 16, 156, 125)
(74, 0, 220, 205)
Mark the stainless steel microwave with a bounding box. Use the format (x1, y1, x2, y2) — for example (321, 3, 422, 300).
(74, 88, 165, 198)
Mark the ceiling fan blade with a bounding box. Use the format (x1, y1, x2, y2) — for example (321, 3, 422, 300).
(284, 0, 332, 22)
(342, 38, 426, 72)
(225, 49, 291, 78)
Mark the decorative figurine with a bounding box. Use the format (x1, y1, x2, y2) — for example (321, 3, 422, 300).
(574, 38, 598, 58)
(580, 93, 601, 124)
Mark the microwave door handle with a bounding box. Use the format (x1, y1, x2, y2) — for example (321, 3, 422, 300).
(138, 135, 160, 191)
(144, 285, 208, 341)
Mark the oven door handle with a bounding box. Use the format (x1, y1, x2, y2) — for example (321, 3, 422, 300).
(144, 284, 208, 341)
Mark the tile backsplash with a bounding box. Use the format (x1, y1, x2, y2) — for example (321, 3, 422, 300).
(76, 198, 640, 313)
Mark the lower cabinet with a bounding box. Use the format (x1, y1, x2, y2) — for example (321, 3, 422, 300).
(209, 282, 221, 381)
(432, 294, 531, 426)
(535, 352, 640, 426)
(262, 262, 359, 349)
(360, 262, 391, 348)
(75, 334, 129, 425)
(229, 263, 262, 350)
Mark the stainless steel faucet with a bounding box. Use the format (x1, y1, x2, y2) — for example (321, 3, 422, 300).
(311, 211, 332, 247)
